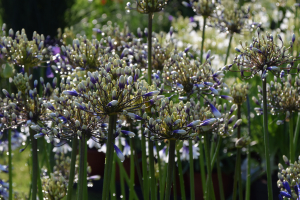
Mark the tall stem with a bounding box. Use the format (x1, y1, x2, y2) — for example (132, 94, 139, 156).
(42, 139, 51, 174)
(262, 79, 273, 199)
(211, 137, 223, 167)
(198, 138, 206, 196)
(129, 137, 135, 200)
(224, 34, 233, 65)
(148, 135, 156, 200)
(147, 13, 153, 85)
(204, 133, 212, 200)
(246, 95, 251, 200)
(30, 130, 38, 200)
(110, 154, 117, 200)
(189, 140, 195, 200)
(77, 134, 87, 200)
(200, 17, 207, 63)
(293, 112, 300, 156)
(141, 132, 149, 200)
(290, 113, 294, 163)
(155, 141, 164, 200)
(233, 105, 242, 200)
(102, 114, 117, 200)
(165, 140, 176, 200)
(8, 129, 12, 200)
(176, 149, 186, 200)
(173, 166, 177, 200)
(67, 136, 78, 200)
(216, 153, 225, 200)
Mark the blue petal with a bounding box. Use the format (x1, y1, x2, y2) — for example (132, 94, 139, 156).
(114, 145, 125, 162)
(283, 181, 292, 196)
(279, 191, 292, 198)
(208, 102, 222, 118)
(46, 66, 54, 78)
(62, 90, 79, 96)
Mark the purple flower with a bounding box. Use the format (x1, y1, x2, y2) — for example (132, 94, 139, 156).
(62, 90, 79, 96)
(143, 91, 160, 97)
(127, 113, 143, 120)
(46, 66, 54, 78)
(114, 145, 125, 162)
(200, 118, 217, 126)
(208, 102, 222, 118)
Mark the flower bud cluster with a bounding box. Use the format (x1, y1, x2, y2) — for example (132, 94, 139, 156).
(163, 51, 227, 99)
(277, 155, 300, 199)
(0, 28, 47, 68)
(254, 74, 300, 121)
(211, 2, 254, 35)
(187, 0, 219, 18)
(126, 0, 168, 14)
(42, 173, 67, 200)
(230, 83, 249, 105)
(232, 29, 297, 79)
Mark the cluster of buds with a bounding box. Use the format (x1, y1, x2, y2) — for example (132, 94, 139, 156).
(277, 155, 300, 199)
(140, 96, 240, 140)
(163, 50, 228, 100)
(183, 0, 219, 18)
(126, 0, 168, 14)
(231, 29, 297, 79)
(253, 74, 300, 122)
(0, 27, 48, 69)
(211, 2, 254, 35)
(42, 173, 67, 200)
(230, 82, 249, 105)
(62, 63, 160, 117)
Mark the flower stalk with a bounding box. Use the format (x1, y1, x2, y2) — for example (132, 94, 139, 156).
(77, 134, 87, 200)
(176, 148, 186, 200)
(8, 129, 12, 200)
(289, 113, 295, 163)
(67, 136, 78, 200)
(262, 79, 273, 199)
(225, 34, 233, 65)
(204, 133, 212, 200)
(246, 95, 251, 200)
(200, 17, 207, 63)
(102, 114, 117, 200)
(189, 140, 195, 200)
(165, 140, 176, 200)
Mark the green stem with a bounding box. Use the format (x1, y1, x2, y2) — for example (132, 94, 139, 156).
(155, 141, 163, 200)
(147, 13, 153, 85)
(198, 138, 206, 196)
(211, 137, 223, 167)
(216, 153, 225, 200)
(119, 156, 126, 200)
(43, 138, 51, 174)
(161, 159, 168, 199)
(233, 105, 242, 200)
(262, 79, 273, 199)
(30, 130, 38, 200)
(246, 95, 251, 200)
(37, 161, 43, 200)
(8, 129, 12, 200)
(165, 140, 176, 200)
(189, 140, 195, 200)
(148, 135, 156, 200)
(293, 112, 300, 156)
(224, 34, 233, 65)
(173, 166, 177, 200)
(67, 136, 78, 200)
(238, 153, 243, 199)
(116, 155, 139, 200)
(84, 137, 88, 199)
(110, 154, 117, 200)
(141, 133, 149, 200)
(200, 17, 207, 63)
(129, 137, 135, 200)
(102, 114, 117, 200)
(204, 133, 212, 200)
(176, 149, 186, 200)
(77, 134, 87, 200)
(290, 113, 294, 163)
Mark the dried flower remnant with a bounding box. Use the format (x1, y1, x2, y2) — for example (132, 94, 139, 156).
(230, 82, 249, 105)
(230, 29, 297, 79)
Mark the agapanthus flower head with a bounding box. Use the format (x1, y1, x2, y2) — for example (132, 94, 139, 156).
(126, 0, 168, 14)
(42, 172, 68, 200)
(211, 1, 255, 35)
(0, 28, 47, 68)
(186, 0, 220, 18)
(230, 28, 297, 79)
(277, 155, 300, 199)
(230, 82, 249, 105)
(254, 74, 300, 120)
(61, 62, 160, 117)
(163, 51, 227, 99)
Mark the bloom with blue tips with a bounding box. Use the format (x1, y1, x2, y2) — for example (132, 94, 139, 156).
(114, 145, 125, 162)
(62, 90, 79, 96)
(127, 112, 143, 120)
(208, 102, 222, 118)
